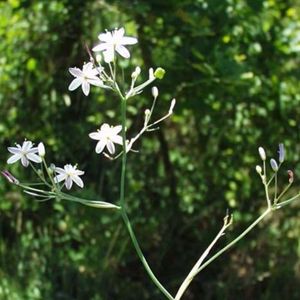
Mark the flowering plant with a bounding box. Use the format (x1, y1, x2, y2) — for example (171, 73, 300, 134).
(3, 27, 300, 299)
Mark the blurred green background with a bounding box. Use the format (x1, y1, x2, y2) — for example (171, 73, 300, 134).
(1, 0, 300, 299)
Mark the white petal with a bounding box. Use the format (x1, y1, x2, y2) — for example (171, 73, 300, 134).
(65, 176, 73, 190)
(111, 135, 123, 145)
(96, 140, 106, 154)
(7, 154, 22, 164)
(115, 28, 125, 39)
(121, 36, 138, 45)
(55, 167, 66, 174)
(27, 147, 38, 154)
(92, 43, 108, 52)
(83, 62, 93, 72)
(71, 175, 84, 188)
(111, 125, 122, 135)
(27, 153, 42, 163)
(68, 78, 83, 91)
(82, 81, 90, 96)
(54, 174, 67, 183)
(116, 45, 130, 58)
(21, 156, 29, 167)
(106, 140, 115, 154)
(75, 170, 85, 176)
(69, 67, 83, 77)
(103, 49, 114, 63)
(8, 147, 21, 154)
(87, 78, 104, 87)
(100, 123, 110, 131)
(88, 68, 101, 76)
(22, 141, 33, 151)
(98, 32, 112, 42)
(89, 132, 101, 140)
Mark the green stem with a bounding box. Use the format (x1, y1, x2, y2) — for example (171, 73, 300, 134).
(119, 93, 174, 300)
(194, 208, 271, 277)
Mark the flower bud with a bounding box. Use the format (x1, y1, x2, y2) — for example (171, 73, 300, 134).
(255, 165, 262, 174)
(169, 98, 176, 114)
(38, 142, 45, 157)
(258, 147, 266, 161)
(270, 158, 278, 172)
(149, 68, 154, 80)
(131, 66, 141, 79)
(287, 170, 294, 183)
(145, 109, 151, 116)
(152, 86, 159, 99)
(154, 67, 166, 79)
(1, 170, 19, 185)
(278, 143, 284, 163)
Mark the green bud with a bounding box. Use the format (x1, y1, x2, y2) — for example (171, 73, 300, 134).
(154, 67, 166, 79)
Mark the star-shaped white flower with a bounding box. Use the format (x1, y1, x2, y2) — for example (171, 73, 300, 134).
(68, 62, 104, 96)
(54, 164, 84, 190)
(7, 141, 42, 167)
(92, 27, 138, 63)
(89, 123, 123, 154)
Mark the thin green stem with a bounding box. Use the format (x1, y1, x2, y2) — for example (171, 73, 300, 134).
(194, 208, 271, 277)
(118, 91, 174, 300)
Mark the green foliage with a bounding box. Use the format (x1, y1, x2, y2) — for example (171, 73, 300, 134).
(1, 0, 300, 299)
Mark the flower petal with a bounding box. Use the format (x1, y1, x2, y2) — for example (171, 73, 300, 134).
(92, 43, 108, 52)
(87, 78, 104, 87)
(82, 81, 90, 96)
(98, 32, 112, 42)
(69, 67, 83, 77)
(54, 174, 67, 183)
(22, 141, 33, 151)
(21, 156, 29, 167)
(89, 132, 101, 140)
(71, 175, 84, 188)
(106, 140, 115, 154)
(7, 154, 22, 164)
(96, 140, 106, 154)
(121, 36, 138, 45)
(111, 135, 123, 145)
(68, 78, 83, 91)
(55, 167, 66, 175)
(8, 147, 21, 154)
(27, 153, 42, 163)
(111, 125, 122, 135)
(65, 176, 73, 190)
(103, 49, 114, 63)
(116, 45, 130, 58)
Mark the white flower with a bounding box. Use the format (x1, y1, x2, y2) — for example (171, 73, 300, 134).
(54, 164, 84, 190)
(92, 27, 138, 63)
(7, 141, 42, 167)
(68, 62, 104, 96)
(89, 123, 123, 154)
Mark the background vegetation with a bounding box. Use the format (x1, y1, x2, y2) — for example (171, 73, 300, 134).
(1, 0, 300, 299)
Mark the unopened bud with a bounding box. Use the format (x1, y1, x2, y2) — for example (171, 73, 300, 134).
(169, 98, 176, 114)
(145, 109, 151, 116)
(131, 66, 141, 79)
(278, 143, 285, 163)
(255, 165, 262, 174)
(287, 170, 294, 183)
(154, 67, 166, 79)
(1, 170, 19, 185)
(270, 158, 278, 172)
(149, 68, 154, 80)
(152, 86, 159, 99)
(258, 147, 266, 161)
(38, 142, 45, 157)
